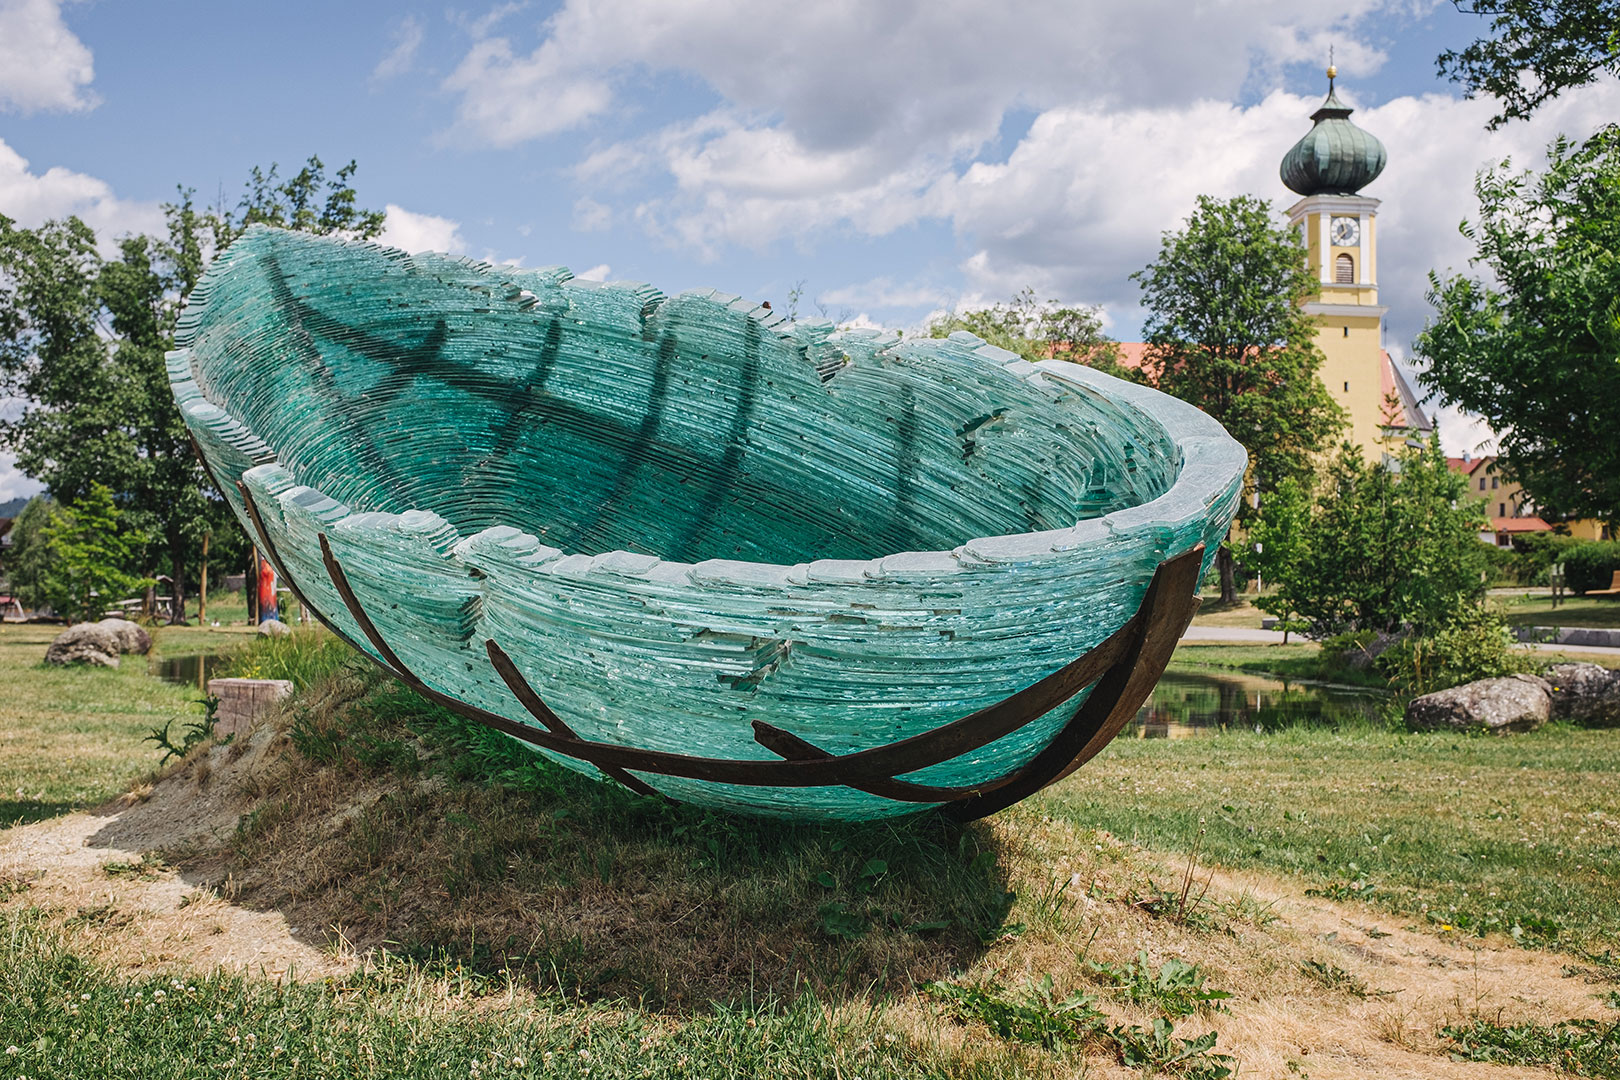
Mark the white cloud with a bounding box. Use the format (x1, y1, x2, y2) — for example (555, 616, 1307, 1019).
(575, 263, 610, 281)
(442, 0, 1401, 157)
(371, 15, 424, 83)
(572, 196, 611, 231)
(441, 34, 613, 146)
(0, 454, 43, 503)
(378, 203, 466, 254)
(0, 0, 97, 114)
(0, 138, 163, 243)
(818, 277, 948, 311)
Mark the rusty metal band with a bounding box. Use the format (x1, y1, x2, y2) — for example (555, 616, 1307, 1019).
(313, 523, 1200, 804)
(946, 546, 1202, 821)
(236, 481, 370, 652)
(316, 534, 659, 797)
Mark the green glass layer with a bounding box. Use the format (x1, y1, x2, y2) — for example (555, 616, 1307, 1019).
(170, 226, 1245, 819)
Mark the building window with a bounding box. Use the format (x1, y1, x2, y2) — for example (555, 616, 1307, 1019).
(1491, 476, 1498, 489)
(1342, 326, 1349, 337)
(1479, 477, 1487, 491)
(1335, 253, 1354, 283)
(1342, 381, 1349, 392)
(1499, 502, 1505, 517)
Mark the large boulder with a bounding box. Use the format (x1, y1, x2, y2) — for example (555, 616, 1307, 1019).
(45, 622, 123, 668)
(1543, 662, 1620, 727)
(94, 617, 152, 656)
(257, 618, 291, 638)
(1406, 674, 1552, 735)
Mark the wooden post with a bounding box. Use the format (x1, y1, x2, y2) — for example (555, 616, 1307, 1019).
(199, 532, 210, 622)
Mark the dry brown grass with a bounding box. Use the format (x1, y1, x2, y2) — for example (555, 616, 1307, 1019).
(2, 667, 1614, 1078)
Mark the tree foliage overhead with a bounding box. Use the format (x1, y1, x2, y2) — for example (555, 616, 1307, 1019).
(1132, 194, 1345, 601)
(1415, 127, 1620, 523)
(0, 156, 385, 619)
(928, 288, 1134, 378)
(1439, 1, 1620, 128)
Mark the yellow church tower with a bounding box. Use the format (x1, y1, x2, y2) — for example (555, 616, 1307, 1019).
(1280, 65, 1430, 459)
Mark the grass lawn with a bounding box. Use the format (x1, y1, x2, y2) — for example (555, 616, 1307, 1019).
(3, 630, 1617, 1078)
(1047, 721, 1620, 951)
(0, 622, 254, 826)
(1496, 592, 1620, 631)
(1189, 596, 1269, 629)
(1194, 590, 1620, 633)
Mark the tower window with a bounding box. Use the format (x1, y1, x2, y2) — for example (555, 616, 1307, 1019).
(1343, 381, 1349, 392)
(1343, 326, 1349, 337)
(1335, 253, 1355, 284)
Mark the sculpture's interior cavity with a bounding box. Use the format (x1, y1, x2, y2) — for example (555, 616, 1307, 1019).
(178, 230, 1178, 565)
(170, 226, 1247, 821)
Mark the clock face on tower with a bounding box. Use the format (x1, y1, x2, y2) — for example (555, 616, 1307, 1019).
(1330, 215, 1360, 246)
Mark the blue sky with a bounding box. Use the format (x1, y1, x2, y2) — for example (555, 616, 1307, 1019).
(4, 0, 1620, 500)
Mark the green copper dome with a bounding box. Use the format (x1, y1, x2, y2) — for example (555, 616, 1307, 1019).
(1280, 79, 1386, 197)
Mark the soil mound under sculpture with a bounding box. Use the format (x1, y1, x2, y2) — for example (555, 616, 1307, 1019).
(170, 226, 1244, 820)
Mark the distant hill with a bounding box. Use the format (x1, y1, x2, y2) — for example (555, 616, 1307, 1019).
(0, 496, 34, 518)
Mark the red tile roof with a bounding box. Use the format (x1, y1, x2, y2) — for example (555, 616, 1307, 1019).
(1491, 516, 1551, 533)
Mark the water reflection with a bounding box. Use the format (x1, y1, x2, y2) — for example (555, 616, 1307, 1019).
(1131, 666, 1385, 738)
(152, 652, 232, 692)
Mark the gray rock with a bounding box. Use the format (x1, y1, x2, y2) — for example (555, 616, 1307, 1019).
(1406, 674, 1552, 735)
(256, 618, 291, 638)
(94, 617, 151, 656)
(1543, 662, 1620, 727)
(44, 622, 123, 668)
(1340, 629, 1407, 671)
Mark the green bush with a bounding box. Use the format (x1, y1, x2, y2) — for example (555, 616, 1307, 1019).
(1564, 540, 1620, 594)
(1375, 605, 1533, 697)
(1514, 533, 1584, 586)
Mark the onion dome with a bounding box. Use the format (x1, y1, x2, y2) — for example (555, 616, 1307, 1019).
(1280, 66, 1386, 196)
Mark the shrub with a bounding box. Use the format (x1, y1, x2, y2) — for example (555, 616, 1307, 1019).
(1257, 436, 1490, 639)
(1375, 604, 1533, 697)
(1564, 540, 1620, 594)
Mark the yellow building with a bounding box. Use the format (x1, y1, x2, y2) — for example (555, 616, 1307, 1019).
(1279, 66, 1432, 459)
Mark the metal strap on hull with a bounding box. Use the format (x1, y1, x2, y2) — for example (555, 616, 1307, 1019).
(202, 433, 1201, 816)
(313, 525, 1200, 817)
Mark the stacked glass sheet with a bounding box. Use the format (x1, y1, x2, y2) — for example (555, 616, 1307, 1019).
(170, 226, 1245, 819)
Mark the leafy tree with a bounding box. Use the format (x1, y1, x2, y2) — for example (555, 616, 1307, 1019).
(233, 157, 387, 242)
(1247, 475, 1313, 640)
(1131, 194, 1346, 603)
(3, 495, 57, 611)
(0, 157, 384, 622)
(1439, 1, 1620, 128)
(1261, 437, 1490, 641)
(929, 288, 1135, 377)
(1415, 128, 1620, 525)
(38, 482, 149, 623)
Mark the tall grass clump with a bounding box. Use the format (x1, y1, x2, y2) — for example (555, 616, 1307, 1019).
(216, 626, 359, 689)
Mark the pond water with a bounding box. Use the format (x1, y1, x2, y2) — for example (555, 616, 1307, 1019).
(153, 655, 1385, 737)
(152, 652, 234, 691)
(1126, 665, 1387, 738)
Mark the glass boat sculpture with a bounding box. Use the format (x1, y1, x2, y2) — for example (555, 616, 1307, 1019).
(170, 226, 1246, 821)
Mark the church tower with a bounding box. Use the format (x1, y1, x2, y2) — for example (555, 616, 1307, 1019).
(1280, 66, 1426, 459)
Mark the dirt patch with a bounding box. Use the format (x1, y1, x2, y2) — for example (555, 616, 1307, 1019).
(0, 719, 354, 980)
(0, 696, 1614, 1078)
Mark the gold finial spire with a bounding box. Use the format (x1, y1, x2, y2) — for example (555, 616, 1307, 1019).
(1327, 46, 1337, 88)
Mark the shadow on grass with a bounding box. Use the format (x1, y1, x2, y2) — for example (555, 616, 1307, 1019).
(1, 800, 81, 829)
(88, 662, 1016, 1012)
